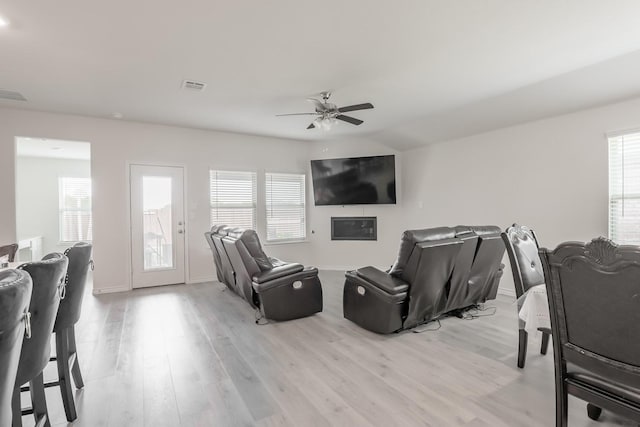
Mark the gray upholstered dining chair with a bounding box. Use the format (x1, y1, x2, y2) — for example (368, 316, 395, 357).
(12, 253, 68, 427)
(540, 237, 640, 425)
(47, 242, 93, 422)
(501, 224, 551, 368)
(0, 270, 32, 427)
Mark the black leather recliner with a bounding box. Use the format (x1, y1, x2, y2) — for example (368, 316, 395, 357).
(343, 225, 505, 333)
(205, 226, 323, 321)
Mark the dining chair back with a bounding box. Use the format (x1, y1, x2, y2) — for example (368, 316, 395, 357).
(501, 224, 550, 368)
(540, 237, 640, 425)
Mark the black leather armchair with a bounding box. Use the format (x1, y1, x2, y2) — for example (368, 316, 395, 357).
(205, 226, 323, 321)
(343, 225, 505, 333)
(0, 270, 32, 427)
(540, 237, 640, 425)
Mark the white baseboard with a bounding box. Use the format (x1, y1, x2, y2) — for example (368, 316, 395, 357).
(187, 275, 216, 285)
(93, 285, 130, 295)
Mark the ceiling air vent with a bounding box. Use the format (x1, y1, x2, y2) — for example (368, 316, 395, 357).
(181, 80, 207, 91)
(0, 89, 27, 101)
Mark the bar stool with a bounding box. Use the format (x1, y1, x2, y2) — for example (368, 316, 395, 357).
(48, 242, 92, 422)
(0, 243, 18, 262)
(12, 253, 68, 427)
(0, 270, 32, 427)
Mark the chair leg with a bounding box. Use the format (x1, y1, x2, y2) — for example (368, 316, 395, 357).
(12, 386, 23, 427)
(556, 386, 568, 427)
(56, 328, 78, 422)
(518, 329, 528, 368)
(68, 326, 84, 389)
(540, 330, 550, 355)
(587, 403, 602, 420)
(30, 372, 51, 427)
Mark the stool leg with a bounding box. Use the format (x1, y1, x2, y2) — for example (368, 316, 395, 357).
(30, 372, 51, 427)
(540, 330, 551, 355)
(517, 329, 528, 368)
(11, 386, 23, 427)
(68, 326, 84, 389)
(56, 328, 78, 422)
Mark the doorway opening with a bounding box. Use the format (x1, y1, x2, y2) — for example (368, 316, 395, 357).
(14, 137, 92, 262)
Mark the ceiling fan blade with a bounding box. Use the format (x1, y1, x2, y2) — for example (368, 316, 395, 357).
(336, 115, 363, 126)
(276, 112, 318, 116)
(307, 98, 327, 112)
(307, 123, 316, 129)
(338, 103, 374, 113)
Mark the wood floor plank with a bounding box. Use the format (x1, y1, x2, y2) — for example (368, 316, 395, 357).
(46, 270, 635, 426)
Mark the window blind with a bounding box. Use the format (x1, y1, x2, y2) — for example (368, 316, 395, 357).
(609, 131, 640, 244)
(210, 170, 257, 229)
(265, 172, 306, 242)
(59, 177, 93, 242)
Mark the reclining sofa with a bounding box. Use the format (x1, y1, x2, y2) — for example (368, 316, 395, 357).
(205, 225, 323, 321)
(343, 225, 505, 333)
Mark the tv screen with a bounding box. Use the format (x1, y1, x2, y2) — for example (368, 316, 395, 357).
(310, 155, 396, 205)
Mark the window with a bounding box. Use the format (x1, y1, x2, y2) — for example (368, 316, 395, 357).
(609, 131, 640, 244)
(265, 172, 306, 242)
(59, 177, 92, 242)
(209, 170, 257, 229)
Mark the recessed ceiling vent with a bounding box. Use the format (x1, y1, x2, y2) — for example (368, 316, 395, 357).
(0, 89, 27, 101)
(181, 80, 207, 91)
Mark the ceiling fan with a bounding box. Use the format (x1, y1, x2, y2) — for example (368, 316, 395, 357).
(276, 92, 374, 130)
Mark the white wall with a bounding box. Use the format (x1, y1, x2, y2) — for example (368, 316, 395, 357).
(15, 156, 91, 256)
(3, 95, 640, 295)
(0, 108, 312, 293)
(400, 96, 640, 293)
(306, 138, 404, 270)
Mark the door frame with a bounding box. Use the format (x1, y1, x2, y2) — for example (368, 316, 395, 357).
(126, 161, 189, 290)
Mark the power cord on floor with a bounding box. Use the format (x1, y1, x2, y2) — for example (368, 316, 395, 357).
(461, 303, 497, 320)
(412, 318, 442, 333)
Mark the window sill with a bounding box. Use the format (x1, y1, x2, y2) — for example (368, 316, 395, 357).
(264, 239, 309, 246)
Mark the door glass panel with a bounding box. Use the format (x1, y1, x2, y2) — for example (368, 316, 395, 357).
(142, 176, 173, 270)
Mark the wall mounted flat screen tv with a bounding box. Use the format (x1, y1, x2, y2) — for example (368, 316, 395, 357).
(310, 155, 396, 205)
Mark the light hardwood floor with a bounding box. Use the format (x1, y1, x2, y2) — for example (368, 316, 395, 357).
(23, 270, 634, 426)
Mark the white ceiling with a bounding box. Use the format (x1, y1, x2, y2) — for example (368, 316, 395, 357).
(3, 1, 640, 150)
(16, 137, 91, 160)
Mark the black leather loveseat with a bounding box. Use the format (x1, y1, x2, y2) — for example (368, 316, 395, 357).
(343, 225, 505, 333)
(205, 225, 323, 321)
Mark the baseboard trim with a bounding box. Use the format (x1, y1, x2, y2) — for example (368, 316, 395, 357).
(187, 276, 216, 285)
(93, 285, 130, 295)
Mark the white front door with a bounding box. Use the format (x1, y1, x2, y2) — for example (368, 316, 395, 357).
(130, 164, 185, 288)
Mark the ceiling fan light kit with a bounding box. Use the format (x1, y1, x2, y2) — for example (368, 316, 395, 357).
(277, 91, 374, 131)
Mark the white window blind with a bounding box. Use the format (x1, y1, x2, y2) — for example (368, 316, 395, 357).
(59, 177, 92, 242)
(265, 172, 306, 242)
(210, 170, 257, 229)
(609, 131, 640, 244)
